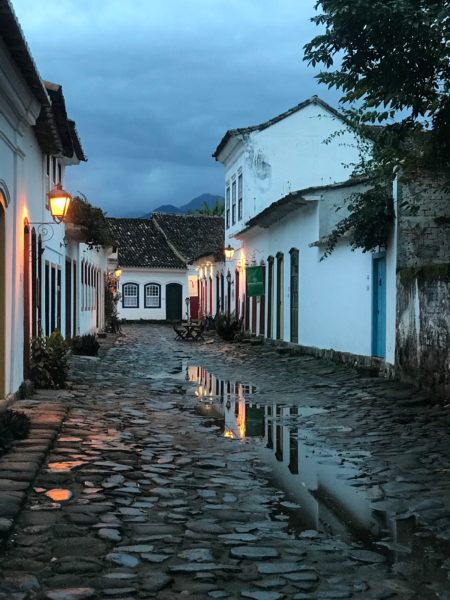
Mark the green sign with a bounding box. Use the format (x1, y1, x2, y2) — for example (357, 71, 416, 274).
(246, 266, 264, 297)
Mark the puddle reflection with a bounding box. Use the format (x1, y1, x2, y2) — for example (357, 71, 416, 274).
(187, 364, 418, 559)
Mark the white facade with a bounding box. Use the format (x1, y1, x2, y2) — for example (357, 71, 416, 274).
(0, 7, 107, 399)
(117, 269, 187, 321)
(215, 98, 396, 364)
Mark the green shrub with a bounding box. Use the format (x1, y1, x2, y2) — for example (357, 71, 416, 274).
(30, 330, 69, 389)
(0, 409, 31, 455)
(71, 334, 100, 356)
(215, 313, 243, 341)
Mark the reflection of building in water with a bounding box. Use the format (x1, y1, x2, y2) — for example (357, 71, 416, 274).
(188, 365, 263, 440)
(263, 403, 416, 554)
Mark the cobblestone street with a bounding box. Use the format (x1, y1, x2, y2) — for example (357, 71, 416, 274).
(1, 324, 450, 599)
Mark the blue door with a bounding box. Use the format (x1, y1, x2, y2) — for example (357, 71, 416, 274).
(372, 255, 386, 358)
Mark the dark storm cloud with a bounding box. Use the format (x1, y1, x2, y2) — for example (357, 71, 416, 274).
(12, 0, 339, 216)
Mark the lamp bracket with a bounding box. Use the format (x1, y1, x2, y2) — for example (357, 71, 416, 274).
(27, 222, 55, 243)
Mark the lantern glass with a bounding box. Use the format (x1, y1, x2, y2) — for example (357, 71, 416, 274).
(224, 244, 235, 260)
(114, 269, 122, 279)
(48, 183, 71, 224)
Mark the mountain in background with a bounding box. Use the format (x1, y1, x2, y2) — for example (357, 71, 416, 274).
(141, 193, 224, 218)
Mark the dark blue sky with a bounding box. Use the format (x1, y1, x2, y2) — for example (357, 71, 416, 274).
(13, 0, 340, 216)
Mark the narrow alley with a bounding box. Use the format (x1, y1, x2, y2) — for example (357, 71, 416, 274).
(0, 325, 449, 600)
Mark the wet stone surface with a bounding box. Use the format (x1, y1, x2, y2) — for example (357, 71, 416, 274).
(0, 324, 449, 598)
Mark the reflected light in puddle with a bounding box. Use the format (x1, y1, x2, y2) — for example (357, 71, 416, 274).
(47, 461, 84, 471)
(45, 488, 72, 502)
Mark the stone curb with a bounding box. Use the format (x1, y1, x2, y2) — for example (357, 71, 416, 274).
(0, 400, 68, 543)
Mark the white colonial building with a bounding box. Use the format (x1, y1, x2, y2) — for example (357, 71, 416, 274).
(108, 214, 224, 322)
(213, 96, 397, 366)
(0, 0, 107, 400)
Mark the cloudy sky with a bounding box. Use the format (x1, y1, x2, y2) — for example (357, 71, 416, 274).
(13, 0, 340, 216)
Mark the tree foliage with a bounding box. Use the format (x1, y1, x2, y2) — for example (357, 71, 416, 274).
(189, 198, 225, 216)
(303, 0, 450, 254)
(66, 194, 112, 249)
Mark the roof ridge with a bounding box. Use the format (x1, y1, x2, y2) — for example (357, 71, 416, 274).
(213, 96, 347, 159)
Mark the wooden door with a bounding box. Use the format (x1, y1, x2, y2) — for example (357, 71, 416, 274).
(65, 259, 72, 338)
(372, 255, 386, 357)
(166, 283, 183, 321)
(276, 253, 284, 340)
(23, 222, 31, 378)
(290, 249, 299, 343)
(0, 196, 5, 397)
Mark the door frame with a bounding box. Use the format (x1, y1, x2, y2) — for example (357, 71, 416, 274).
(267, 257, 274, 338)
(0, 191, 6, 397)
(165, 282, 183, 321)
(276, 252, 284, 340)
(372, 252, 387, 358)
(289, 248, 299, 344)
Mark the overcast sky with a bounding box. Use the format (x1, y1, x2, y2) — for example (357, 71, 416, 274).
(13, 0, 340, 216)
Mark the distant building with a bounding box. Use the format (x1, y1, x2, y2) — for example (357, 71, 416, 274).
(107, 214, 224, 322)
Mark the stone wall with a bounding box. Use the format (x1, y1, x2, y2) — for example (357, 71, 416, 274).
(396, 175, 450, 395)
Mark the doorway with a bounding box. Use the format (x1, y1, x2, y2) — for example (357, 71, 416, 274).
(0, 194, 5, 397)
(276, 252, 284, 340)
(23, 221, 31, 378)
(166, 283, 183, 321)
(372, 254, 386, 358)
(267, 257, 274, 338)
(290, 248, 299, 343)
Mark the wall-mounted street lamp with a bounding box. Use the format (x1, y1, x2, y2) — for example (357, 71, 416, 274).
(28, 183, 73, 244)
(114, 268, 122, 279)
(47, 183, 72, 224)
(224, 244, 235, 260)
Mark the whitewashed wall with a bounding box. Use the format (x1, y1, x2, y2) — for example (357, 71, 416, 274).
(0, 38, 106, 398)
(222, 101, 363, 240)
(226, 186, 394, 360)
(117, 269, 187, 321)
(217, 101, 396, 363)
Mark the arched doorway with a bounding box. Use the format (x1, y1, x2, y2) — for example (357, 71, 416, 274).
(23, 220, 31, 378)
(166, 283, 182, 321)
(0, 193, 6, 397)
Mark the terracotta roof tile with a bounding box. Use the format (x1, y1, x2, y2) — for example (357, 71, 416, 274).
(107, 218, 186, 269)
(152, 213, 224, 262)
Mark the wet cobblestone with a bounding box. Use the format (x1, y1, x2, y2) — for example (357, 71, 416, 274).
(0, 324, 449, 599)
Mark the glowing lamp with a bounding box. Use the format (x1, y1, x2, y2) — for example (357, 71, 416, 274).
(224, 244, 235, 260)
(47, 183, 72, 224)
(114, 268, 122, 279)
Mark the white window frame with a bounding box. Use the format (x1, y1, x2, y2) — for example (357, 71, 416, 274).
(123, 282, 139, 308)
(144, 283, 161, 308)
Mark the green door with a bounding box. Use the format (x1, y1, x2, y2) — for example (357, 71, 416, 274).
(166, 283, 183, 321)
(290, 248, 299, 343)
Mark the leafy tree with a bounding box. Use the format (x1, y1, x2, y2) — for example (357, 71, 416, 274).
(189, 198, 224, 216)
(303, 0, 450, 255)
(66, 193, 112, 249)
(304, 0, 450, 160)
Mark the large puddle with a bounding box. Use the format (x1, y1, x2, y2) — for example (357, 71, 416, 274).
(183, 364, 423, 562)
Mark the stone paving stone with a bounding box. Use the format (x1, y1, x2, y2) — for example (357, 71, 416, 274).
(0, 325, 449, 598)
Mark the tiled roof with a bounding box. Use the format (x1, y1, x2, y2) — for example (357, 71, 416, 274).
(0, 0, 48, 105)
(152, 213, 224, 263)
(36, 81, 87, 161)
(237, 176, 370, 236)
(213, 96, 348, 159)
(107, 218, 186, 269)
